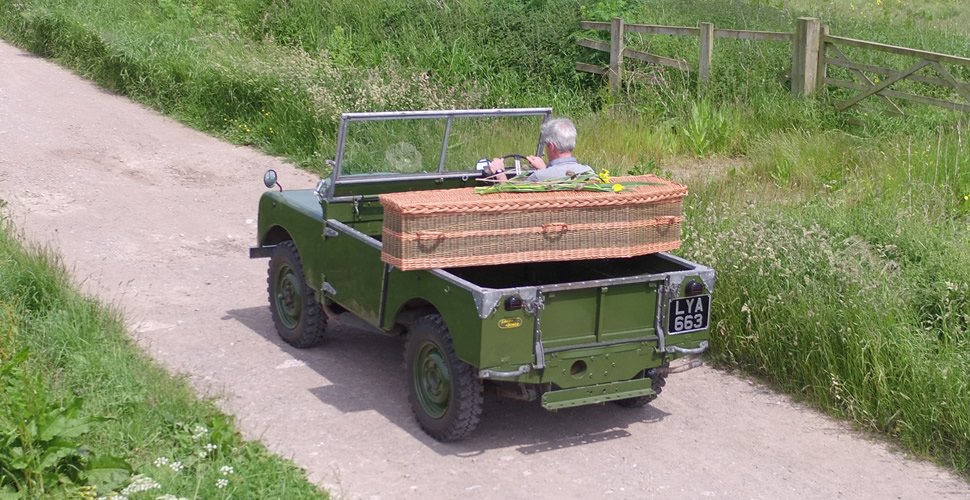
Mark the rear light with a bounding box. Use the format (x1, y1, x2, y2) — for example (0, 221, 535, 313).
(504, 295, 523, 311)
(685, 280, 704, 296)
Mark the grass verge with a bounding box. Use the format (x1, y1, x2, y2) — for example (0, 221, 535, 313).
(0, 219, 326, 498)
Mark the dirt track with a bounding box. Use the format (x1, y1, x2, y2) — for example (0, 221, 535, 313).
(1, 40, 967, 499)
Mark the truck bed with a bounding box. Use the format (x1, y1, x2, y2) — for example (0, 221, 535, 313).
(446, 253, 692, 289)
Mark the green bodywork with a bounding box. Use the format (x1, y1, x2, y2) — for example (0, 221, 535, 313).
(253, 109, 714, 409)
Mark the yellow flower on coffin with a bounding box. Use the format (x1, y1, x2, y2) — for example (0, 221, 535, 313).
(598, 168, 611, 183)
(612, 183, 625, 193)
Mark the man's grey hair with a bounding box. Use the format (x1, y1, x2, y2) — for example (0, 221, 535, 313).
(540, 117, 577, 153)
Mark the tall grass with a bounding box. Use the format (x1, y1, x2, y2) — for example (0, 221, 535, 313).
(0, 0, 597, 168)
(2, 0, 963, 166)
(0, 221, 327, 498)
(680, 119, 970, 472)
(681, 190, 969, 472)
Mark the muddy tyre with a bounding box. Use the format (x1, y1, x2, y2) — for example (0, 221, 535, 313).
(614, 365, 667, 408)
(404, 314, 483, 441)
(267, 240, 326, 348)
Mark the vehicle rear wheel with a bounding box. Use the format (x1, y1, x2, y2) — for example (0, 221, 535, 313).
(404, 314, 483, 441)
(267, 240, 326, 348)
(614, 364, 667, 408)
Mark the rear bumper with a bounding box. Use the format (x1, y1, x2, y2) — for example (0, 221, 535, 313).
(478, 335, 708, 385)
(666, 340, 709, 355)
(541, 377, 655, 410)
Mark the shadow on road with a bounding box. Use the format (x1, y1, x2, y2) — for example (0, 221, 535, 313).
(225, 306, 671, 456)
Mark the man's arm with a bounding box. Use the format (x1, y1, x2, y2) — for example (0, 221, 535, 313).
(526, 155, 546, 169)
(486, 157, 509, 182)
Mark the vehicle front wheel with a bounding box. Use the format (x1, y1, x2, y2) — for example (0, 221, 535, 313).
(404, 314, 483, 442)
(267, 240, 326, 348)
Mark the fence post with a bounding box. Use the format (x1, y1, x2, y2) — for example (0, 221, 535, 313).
(814, 24, 829, 93)
(698, 22, 714, 85)
(791, 17, 821, 96)
(609, 17, 624, 93)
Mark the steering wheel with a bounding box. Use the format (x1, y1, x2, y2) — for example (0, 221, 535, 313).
(484, 153, 533, 177)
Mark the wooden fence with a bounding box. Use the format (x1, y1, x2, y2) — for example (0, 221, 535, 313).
(577, 17, 970, 114)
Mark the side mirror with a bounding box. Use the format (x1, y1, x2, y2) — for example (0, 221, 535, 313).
(263, 169, 282, 191)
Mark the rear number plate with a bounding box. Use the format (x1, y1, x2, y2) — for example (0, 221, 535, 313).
(668, 295, 710, 334)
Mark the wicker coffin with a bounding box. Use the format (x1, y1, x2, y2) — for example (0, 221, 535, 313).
(379, 174, 687, 270)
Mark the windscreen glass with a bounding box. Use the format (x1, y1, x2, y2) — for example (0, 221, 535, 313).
(338, 114, 546, 177)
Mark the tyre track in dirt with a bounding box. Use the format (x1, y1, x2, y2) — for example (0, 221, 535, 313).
(1, 40, 967, 499)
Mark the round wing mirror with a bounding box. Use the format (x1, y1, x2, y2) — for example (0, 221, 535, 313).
(263, 169, 280, 190)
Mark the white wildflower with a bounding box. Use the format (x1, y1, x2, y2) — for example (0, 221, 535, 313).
(219, 465, 234, 475)
(169, 461, 184, 472)
(156, 495, 190, 500)
(191, 424, 208, 441)
(153, 457, 169, 467)
(204, 443, 218, 452)
(216, 478, 229, 489)
(121, 474, 161, 495)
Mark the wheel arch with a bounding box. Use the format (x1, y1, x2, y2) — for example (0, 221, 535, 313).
(389, 298, 440, 334)
(261, 224, 293, 246)
(385, 293, 482, 368)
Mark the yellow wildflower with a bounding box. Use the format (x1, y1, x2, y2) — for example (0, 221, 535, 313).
(612, 184, 625, 193)
(598, 168, 611, 183)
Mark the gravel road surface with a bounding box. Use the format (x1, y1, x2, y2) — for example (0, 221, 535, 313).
(1, 40, 967, 499)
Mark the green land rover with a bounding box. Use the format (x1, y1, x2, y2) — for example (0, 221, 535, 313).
(251, 108, 714, 441)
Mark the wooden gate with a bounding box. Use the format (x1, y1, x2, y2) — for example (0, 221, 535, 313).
(820, 33, 970, 113)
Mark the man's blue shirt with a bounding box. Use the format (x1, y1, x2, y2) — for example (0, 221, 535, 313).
(526, 156, 594, 181)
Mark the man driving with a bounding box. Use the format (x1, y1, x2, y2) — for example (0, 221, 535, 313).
(486, 117, 594, 182)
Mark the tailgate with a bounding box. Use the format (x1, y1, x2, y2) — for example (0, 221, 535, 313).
(539, 280, 661, 350)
